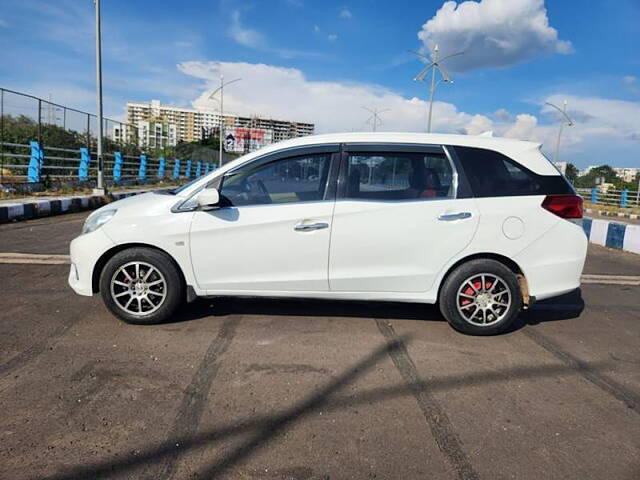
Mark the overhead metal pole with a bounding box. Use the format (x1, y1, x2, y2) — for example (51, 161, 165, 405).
(362, 106, 390, 132)
(545, 100, 573, 164)
(94, 0, 106, 194)
(208, 76, 241, 168)
(427, 46, 438, 133)
(219, 74, 223, 168)
(411, 45, 464, 133)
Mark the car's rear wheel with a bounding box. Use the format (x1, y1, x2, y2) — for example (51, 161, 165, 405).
(439, 259, 522, 335)
(99, 247, 184, 324)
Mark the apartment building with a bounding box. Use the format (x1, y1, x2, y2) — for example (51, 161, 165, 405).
(126, 100, 314, 148)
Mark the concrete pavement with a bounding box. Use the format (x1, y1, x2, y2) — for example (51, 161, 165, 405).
(0, 212, 639, 479)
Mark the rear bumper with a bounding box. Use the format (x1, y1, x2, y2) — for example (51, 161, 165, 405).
(68, 229, 115, 296)
(515, 220, 588, 301)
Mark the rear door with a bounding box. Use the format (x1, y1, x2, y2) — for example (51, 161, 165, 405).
(328, 144, 479, 293)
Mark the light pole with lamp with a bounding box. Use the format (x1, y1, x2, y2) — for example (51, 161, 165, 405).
(410, 45, 464, 133)
(545, 100, 573, 165)
(93, 0, 106, 195)
(208, 75, 242, 168)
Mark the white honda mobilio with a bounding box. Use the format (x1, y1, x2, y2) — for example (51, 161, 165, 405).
(69, 132, 587, 335)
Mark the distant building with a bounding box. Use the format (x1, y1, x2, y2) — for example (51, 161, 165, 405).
(613, 167, 640, 183)
(136, 120, 177, 150)
(125, 100, 314, 151)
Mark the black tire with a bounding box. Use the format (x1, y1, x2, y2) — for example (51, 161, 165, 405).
(99, 247, 184, 325)
(439, 259, 522, 336)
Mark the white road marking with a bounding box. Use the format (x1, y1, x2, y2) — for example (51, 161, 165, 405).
(0, 253, 70, 265)
(581, 274, 640, 286)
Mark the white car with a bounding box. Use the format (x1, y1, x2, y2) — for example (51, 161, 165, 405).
(69, 132, 587, 335)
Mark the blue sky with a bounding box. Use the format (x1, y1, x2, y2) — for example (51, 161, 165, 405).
(0, 0, 639, 167)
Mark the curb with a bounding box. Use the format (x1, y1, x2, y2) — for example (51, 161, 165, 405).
(0, 189, 164, 224)
(585, 208, 640, 220)
(583, 218, 640, 255)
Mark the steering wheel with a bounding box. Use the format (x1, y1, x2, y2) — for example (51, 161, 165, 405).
(256, 180, 272, 204)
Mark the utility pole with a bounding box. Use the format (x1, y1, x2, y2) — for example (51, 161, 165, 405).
(545, 100, 573, 164)
(362, 106, 389, 132)
(209, 75, 242, 168)
(94, 0, 106, 194)
(410, 45, 464, 133)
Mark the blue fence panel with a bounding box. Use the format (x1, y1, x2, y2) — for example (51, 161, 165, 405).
(27, 141, 42, 183)
(621, 189, 628, 208)
(591, 187, 598, 203)
(158, 157, 166, 178)
(196, 161, 202, 177)
(78, 147, 90, 181)
(185, 160, 192, 179)
(173, 159, 181, 180)
(138, 154, 147, 180)
(113, 152, 123, 182)
(204, 162, 210, 175)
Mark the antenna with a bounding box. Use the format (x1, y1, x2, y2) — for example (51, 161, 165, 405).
(362, 106, 390, 132)
(410, 44, 464, 133)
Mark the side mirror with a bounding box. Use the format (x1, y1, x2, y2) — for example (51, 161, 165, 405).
(197, 188, 220, 210)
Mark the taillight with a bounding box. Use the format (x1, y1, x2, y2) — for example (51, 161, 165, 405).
(542, 194, 583, 219)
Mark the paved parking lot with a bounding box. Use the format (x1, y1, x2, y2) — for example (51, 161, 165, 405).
(1, 212, 639, 479)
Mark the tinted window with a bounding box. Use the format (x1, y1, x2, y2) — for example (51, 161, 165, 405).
(346, 152, 453, 200)
(454, 146, 573, 198)
(220, 154, 331, 206)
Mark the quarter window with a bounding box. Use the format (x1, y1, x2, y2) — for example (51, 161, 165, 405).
(220, 154, 331, 206)
(345, 152, 453, 200)
(453, 146, 573, 197)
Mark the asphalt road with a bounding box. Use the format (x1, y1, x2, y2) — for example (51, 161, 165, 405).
(0, 212, 639, 480)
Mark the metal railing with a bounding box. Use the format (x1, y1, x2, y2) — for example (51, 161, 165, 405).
(0, 87, 216, 189)
(576, 187, 640, 209)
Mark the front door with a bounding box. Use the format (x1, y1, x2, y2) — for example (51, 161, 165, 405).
(190, 151, 336, 292)
(329, 146, 479, 293)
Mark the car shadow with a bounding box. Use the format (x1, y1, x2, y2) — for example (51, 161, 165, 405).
(168, 288, 586, 332)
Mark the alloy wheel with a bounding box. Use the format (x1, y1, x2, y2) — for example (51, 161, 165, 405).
(109, 261, 167, 316)
(455, 273, 512, 327)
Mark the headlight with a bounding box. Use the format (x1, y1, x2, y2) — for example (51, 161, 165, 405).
(82, 209, 117, 234)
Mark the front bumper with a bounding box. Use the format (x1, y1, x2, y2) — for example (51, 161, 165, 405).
(68, 228, 115, 296)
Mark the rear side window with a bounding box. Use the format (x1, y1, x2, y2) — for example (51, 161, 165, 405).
(346, 152, 454, 200)
(453, 146, 573, 198)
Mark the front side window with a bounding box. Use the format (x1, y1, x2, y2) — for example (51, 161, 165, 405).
(220, 153, 331, 207)
(345, 152, 453, 200)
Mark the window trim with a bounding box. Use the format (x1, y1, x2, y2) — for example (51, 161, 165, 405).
(336, 143, 459, 202)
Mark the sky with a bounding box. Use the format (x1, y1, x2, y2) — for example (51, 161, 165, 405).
(0, 0, 639, 168)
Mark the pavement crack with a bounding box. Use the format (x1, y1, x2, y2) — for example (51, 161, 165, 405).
(523, 327, 640, 413)
(154, 315, 241, 480)
(375, 319, 479, 480)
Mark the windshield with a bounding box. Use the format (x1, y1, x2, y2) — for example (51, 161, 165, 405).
(168, 177, 204, 195)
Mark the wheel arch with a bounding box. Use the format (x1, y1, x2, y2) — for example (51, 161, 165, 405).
(92, 243, 187, 294)
(437, 253, 531, 306)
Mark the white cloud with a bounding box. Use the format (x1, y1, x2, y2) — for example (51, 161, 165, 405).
(339, 6, 352, 19)
(624, 75, 640, 95)
(229, 10, 265, 49)
(418, 0, 573, 72)
(176, 60, 639, 166)
(328, 33, 338, 42)
(228, 10, 329, 60)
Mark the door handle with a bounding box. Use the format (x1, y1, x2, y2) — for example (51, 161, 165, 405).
(294, 222, 329, 232)
(438, 212, 472, 221)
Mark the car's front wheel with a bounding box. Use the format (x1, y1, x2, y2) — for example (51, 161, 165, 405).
(439, 259, 522, 335)
(99, 247, 184, 324)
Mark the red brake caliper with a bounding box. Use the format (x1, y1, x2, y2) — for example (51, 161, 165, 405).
(461, 280, 482, 306)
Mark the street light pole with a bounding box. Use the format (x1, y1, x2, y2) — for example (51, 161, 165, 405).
(411, 45, 464, 133)
(219, 74, 224, 169)
(545, 100, 573, 164)
(208, 75, 242, 168)
(94, 0, 106, 194)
